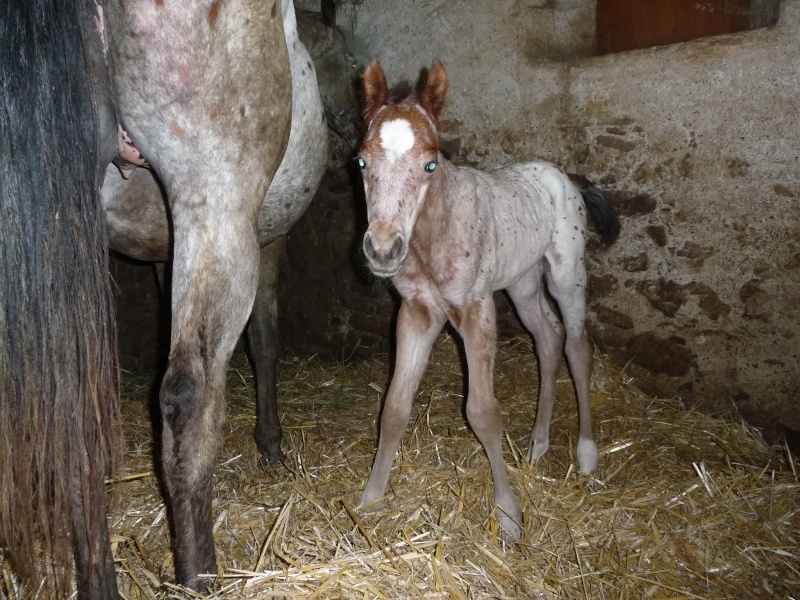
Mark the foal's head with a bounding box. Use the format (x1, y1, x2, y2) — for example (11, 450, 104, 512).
(357, 59, 448, 278)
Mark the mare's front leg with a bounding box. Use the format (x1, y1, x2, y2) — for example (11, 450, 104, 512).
(246, 236, 287, 465)
(450, 297, 522, 542)
(359, 298, 447, 509)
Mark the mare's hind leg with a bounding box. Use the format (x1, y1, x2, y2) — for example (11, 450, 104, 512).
(545, 255, 598, 474)
(160, 209, 262, 588)
(360, 299, 447, 509)
(246, 236, 287, 465)
(104, 0, 292, 588)
(451, 297, 522, 542)
(507, 264, 564, 464)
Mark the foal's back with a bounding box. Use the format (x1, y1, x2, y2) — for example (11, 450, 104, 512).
(425, 159, 588, 295)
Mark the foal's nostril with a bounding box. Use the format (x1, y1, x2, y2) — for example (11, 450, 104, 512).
(362, 232, 378, 262)
(388, 236, 405, 262)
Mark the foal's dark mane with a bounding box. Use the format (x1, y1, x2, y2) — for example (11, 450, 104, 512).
(387, 81, 414, 105)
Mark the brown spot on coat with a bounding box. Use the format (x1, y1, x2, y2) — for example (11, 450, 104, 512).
(208, 0, 222, 25)
(171, 120, 185, 139)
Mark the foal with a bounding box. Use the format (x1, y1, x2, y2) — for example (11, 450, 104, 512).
(356, 59, 620, 542)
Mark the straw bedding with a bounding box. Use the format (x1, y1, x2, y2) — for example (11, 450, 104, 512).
(3, 334, 798, 598)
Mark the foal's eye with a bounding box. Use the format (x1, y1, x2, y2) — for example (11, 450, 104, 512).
(424, 160, 437, 173)
(357, 157, 366, 169)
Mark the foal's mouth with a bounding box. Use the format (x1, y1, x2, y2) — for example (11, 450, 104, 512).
(366, 262, 402, 279)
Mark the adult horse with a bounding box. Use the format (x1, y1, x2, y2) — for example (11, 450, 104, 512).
(297, 0, 363, 150)
(102, 0, 359, 466)
(0, 0, 292, 596)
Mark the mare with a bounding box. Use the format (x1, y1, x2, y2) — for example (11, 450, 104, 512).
(355, 60, 620, 542)
(297, 0, 363, 150)
(0, 0, 292, 596)
(102, 0, 361, 465)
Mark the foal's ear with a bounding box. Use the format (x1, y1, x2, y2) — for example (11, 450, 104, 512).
(363, 59, 388, 124)
(419, 60, 447, 129)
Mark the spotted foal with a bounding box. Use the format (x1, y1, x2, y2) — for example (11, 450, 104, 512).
(356, 59, 620, 542)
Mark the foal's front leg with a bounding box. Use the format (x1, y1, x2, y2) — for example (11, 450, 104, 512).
(450, 297, 522, 542)
(359, 298, 447, 509)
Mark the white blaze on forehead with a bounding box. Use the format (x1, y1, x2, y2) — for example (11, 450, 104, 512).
(379, 119, 415, 162)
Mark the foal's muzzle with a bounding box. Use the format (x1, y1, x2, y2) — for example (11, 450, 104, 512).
(362, 229, 408, 278)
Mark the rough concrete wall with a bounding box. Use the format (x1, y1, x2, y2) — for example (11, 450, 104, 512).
(293, 0, 799, 445)
(532, 4, 800, 446)
(307, 0, 597, 65)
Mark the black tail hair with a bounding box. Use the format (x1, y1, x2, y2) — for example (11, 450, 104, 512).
(570, 174, 621, 244)
(1, 0, 120, 595)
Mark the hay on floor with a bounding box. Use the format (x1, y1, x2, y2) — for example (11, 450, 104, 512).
(5, 334, 798, 599)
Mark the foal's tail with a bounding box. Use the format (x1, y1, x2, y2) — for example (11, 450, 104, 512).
(1, 0, 120, 595)
(570, 174, 621, 244)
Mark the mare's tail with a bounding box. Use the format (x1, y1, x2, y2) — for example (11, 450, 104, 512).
(570, 174, 621, 244)
(0, 0, 120, 595)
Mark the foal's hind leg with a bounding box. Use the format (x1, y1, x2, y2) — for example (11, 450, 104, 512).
(507, 265, 564, 464)
(360, 299, 447, 509)
(545, 256, 598, 474)
(450, 298, 522, 542)
(246, 236, 287, 465)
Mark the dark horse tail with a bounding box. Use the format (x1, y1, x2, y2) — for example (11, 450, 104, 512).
(1, 0, 120, 596)
(570, 174, 621, 244)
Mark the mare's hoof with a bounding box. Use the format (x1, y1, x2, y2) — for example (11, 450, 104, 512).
(258, 446, 286, 466)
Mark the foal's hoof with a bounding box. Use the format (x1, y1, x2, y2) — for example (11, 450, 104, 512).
(496, 507, 523, 544)
(576, 437, 598, 475)
(526, 435, 549, 464)
(358, 491, 387, 512)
